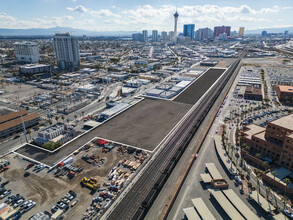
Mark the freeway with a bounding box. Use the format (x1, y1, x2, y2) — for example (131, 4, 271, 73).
(102, 57, 242, 220)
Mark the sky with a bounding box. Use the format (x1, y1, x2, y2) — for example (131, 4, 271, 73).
(0, 0, 293, 32)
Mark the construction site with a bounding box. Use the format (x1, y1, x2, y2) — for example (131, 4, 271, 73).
(0, 137, 149, 219)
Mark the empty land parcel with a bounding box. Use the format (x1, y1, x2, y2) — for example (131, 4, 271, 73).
(174, 68, 226, 105)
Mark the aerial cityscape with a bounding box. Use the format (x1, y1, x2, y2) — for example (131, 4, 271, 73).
(1, 1, 293, 220)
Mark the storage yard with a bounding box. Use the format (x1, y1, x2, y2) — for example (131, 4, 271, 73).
(0, 139, 149, 219)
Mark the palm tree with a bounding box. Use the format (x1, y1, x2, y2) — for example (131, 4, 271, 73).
(55, 115, 59, 122)
(61, 115, 65, 123)
(255, 153, 262, 169)
(266, 187, 272, 211)
(272, 171, 278, 189)
(263, 161, 269, 171)
(48, 120, 53, 125)
(284, 178, 291, 197)
(235, 152, 240, 167)
(26, 129, 32, 141)
(281, 196, 288, 210)
(256, 173, 262, 203)
(82, 111, 85, 119)
(74, 114, 77, 121)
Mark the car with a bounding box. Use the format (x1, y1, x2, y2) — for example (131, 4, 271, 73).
(26, 163, 34, 169)
(57, 202, 66, 209)
(63, 204, 69, 212)
(71, 199, 79, 208)
(13, 135, 20, 140)
(1, 180, 9, 187)
(44, 211, 51, 217)
(24, 172, 30, 177)
(13, 199, 24, 208)
(51, 206, 58, 214)
(1, 190, 11, 199)
(23, 202, 35, 212)
(20, 200, 32, 209)
(68, 190, 77, 198)
(235, 175, 242, 184)
(65, 193, 74, 201)
(61, 198, 70, 205)
(283, 209, 293, 219)
(5, 195, 16, 204)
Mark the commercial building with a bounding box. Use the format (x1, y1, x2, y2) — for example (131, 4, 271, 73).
(195, 28, 213, 41)
(161, 31, 168, 41)
(239, 27, 245, 37)
(0, 110, 40, 138)
(35, 122, 79, 146)
(152, 30, 158, 42)
(19, 64, 53, 75)
(132, 33, 143, 42)
(244, 86, 263, 101)
(242, 114, 293, 171)
(183, 24, 195, 39)
(213, 26, 231, 38)
(53, 33, 80, 71)
(276, 85, 293, 105)
(13, 42, 40, 63)
(142, 30, 148, 42)
(261, 31, 267, 37)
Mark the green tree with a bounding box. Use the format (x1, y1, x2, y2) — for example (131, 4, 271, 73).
(43, 141, 55, 151)
(48, 120, 53, 125)
(61, 115, 65, 122)
(55, 115, 59, 122)
(26, 129, 32, 141)
(281, 196, 288, 210)
(284, 178, 291, 197)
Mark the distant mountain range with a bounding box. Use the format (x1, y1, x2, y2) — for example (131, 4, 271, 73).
(0, 26, 292, 36)
(0, 26, 136, 37)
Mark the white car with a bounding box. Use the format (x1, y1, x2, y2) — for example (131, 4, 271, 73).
(13, 199, 24, 208)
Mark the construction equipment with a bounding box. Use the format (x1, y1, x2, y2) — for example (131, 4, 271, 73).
(81, 177, 100, 190)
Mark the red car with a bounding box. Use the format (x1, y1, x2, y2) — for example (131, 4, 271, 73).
(27, 163, 34, 169)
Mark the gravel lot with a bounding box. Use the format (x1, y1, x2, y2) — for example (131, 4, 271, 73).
(174, 68, 226, 105)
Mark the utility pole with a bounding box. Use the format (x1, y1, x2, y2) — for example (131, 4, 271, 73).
(20, 112, 28, 143)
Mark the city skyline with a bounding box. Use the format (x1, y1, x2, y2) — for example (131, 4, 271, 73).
(1, 1, 293, 32)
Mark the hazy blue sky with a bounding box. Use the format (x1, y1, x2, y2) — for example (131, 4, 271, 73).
(1, 0, 293, 31)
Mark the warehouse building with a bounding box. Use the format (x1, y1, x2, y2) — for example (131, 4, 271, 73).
(0, 110, 40, 138)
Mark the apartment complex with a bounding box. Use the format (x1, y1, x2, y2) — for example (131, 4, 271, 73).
(13, 42, 40, 63)
(53, 33, 80, 71)
(242, 114, 293, 170)
(0, 110, 40, 138)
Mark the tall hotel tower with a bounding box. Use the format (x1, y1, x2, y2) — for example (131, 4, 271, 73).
(173, 10, 179, 42)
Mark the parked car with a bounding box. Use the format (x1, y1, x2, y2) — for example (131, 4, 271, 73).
(51, 206, 58, 214)
(1, 190, 11, 199)
(24, 172, 30, 177)
(71, 199, 79, 208)
(235, 175, 242, 184)
(23, 202, 35, 212)
(13, 199, 24, 208)
(1, 181, 9, 187)
(26, 163, 34, 169)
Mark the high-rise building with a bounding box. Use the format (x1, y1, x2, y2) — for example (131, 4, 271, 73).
(173, 10, 179, 41)
(161, 31, 168, 41)
(183, 24, 195, 39)
(142, 30, 148, 42)
(239, 27, 245, 37)
(169, 31, 174, 40)
(132, 33, 143, 42)
(53, 33, 80, 71)
(195, 28, 213, 41)
(213, 26, 231, 38)
(152, 30, 158, 42)
(261, 31, 267, 37)
(13, 42, 40, 63)
(284, 30, 289, 36)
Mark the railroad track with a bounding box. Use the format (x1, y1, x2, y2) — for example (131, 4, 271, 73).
(104, 57, 242, 220)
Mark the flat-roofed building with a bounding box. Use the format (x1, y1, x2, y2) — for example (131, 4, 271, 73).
(242, 114, 293, 170)
(13, 41, 40, 63)
(276, 85, 293, 105)
(244, 86, 263, 101)
(0, 110, 40, 138)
